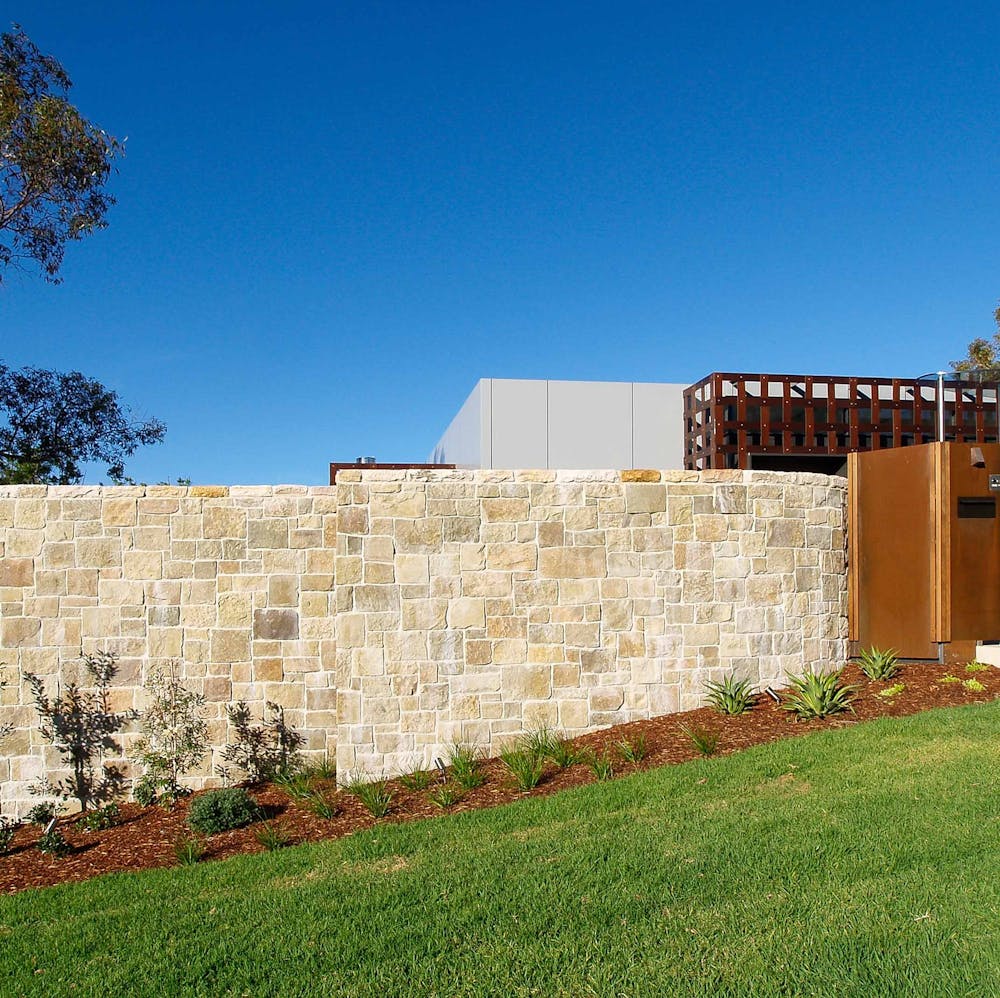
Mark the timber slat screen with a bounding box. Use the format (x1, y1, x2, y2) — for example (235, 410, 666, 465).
(683, 373, 1000, 471)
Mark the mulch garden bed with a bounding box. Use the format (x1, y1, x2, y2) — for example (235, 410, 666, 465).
(2, 661, 997, 896)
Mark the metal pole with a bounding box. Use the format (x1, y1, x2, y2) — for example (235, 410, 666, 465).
(937, 371, 946, 443)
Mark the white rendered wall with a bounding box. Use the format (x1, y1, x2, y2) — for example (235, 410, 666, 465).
(430, 379, 688, 469)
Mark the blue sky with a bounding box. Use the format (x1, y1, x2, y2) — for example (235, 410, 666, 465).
(3, 2, 999, 484)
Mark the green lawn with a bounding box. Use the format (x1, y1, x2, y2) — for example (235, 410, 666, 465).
(2, 703, 999, 997)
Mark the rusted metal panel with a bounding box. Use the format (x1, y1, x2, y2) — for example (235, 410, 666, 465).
(850, 445, 939, 659)
(946, 442, 1000, 642)
(850, 441, 1000, 659)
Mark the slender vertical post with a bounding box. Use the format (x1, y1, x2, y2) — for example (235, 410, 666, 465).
(937, 371, 946, 443)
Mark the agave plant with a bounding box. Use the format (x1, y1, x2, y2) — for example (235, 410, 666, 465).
(704, 674, 756, 715)
(781, 669, 858, 721)
(857, 646, 900, 681)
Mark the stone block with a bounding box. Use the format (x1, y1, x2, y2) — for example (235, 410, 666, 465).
(483, 498, 529, 522)
(447, 597, 485, 629)
(253, 609, 300, 640)
(268, 575, 299, 606)
(486, 542, 537, 572)
(501, 664, 551, 700)
(624, 483, 667, 514)
(210, 628, 251, 662)
(539, 546, 607, 579)
(102, 498, 137, 527)
(589, 688, 624, 711)
(620, 469, 661, 482)
(370, 490, 426, 518)
(0, 558, 36, 588)
(248, 519, 289, 549)
(396, 554, 429, 584)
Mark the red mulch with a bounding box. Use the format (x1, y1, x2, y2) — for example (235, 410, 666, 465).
(2, 662, 997, 896)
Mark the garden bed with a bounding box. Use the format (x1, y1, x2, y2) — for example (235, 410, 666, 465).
(2, 660, 996, 895)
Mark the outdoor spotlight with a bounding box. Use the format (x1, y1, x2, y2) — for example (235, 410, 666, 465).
(764, 687, 781, 703)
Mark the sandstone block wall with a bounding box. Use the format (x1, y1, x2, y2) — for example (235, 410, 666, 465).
(0, 471, 848, 815)
(335, 469, 847, 777)
(0, 486, 337, 816)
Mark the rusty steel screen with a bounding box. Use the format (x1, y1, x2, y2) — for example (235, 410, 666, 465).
(684, 373, 1000, 471)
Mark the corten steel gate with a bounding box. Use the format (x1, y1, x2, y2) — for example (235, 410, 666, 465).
(849, 442, 1000, 661)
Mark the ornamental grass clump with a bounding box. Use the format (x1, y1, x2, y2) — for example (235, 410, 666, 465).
(617, 733, 649, 764)
(427, 783, 464, 809)
(704, 674, 756, 715)
(857, 647, 901, 681)
(186, 788, 259, 836)
(343, 774, 394, 818)
(781, 669, 858, 721)
(500, 743, 545, 792)
(447, 742, 486, 790)
(254, 822, 291, 851)
(398, 768, 434, 792)
(543, 734, 584, 769)
(586, 750, 614, 781)
(680, 724, 720, 757)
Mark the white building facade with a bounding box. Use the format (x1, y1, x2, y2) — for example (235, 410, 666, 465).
(430, 378, 688, 470)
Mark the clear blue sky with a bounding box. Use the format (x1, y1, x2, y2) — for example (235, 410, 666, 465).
(3, 1, 999, 484)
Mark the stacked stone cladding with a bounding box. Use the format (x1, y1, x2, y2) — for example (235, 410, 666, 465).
(335, 469, 848, 778)
(0, 471, 847, 814)
(0, 485, 337, 816)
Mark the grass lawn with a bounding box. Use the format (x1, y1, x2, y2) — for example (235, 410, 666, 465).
(2, 702, 998, 997)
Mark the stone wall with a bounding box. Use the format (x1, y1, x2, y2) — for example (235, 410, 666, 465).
(0, 485, 337, 817)
(335, 469, 847, 777)
(0, 471, 848, 815)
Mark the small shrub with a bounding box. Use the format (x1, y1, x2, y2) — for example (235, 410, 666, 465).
(132, 775, 158, 808)
(26, 650, 134, 813)
(219, 701, 305, 784)
(500, 746, 545, 791)
(877, 683, 906, 699)
(306, 790, 340, 819)
(680, 724, 720, 757)
(448, 742, 485, 790)
(965, 661, 989, 673)
(26, 802, 56, 826)
(586, 749, 614, 781)
(0, 817, 17, 855)
(186, 788, 259, 835)
(857, 647, 901, 681)
(781, 670, 858, 721)
(963, 678, 987, 692)
(617, 734, 649, 764)
(704, 674, 756, 715)
(37, 827, 72, 857)
(174, 833, 206, 865)
(343, 774, 393, 817)
(134, 664, 209, 804)
(398, 768, 434, 791)
(428, 783, 464, 809)
(254, 822, 291, 851)
(76, 802, 120, 832)
(938, 674, 961, 684)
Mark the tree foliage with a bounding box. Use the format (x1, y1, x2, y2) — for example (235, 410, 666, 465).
(0, 361, 165, 483)
(951, 305, 1000, 380)
(0, 24, 123, 283)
